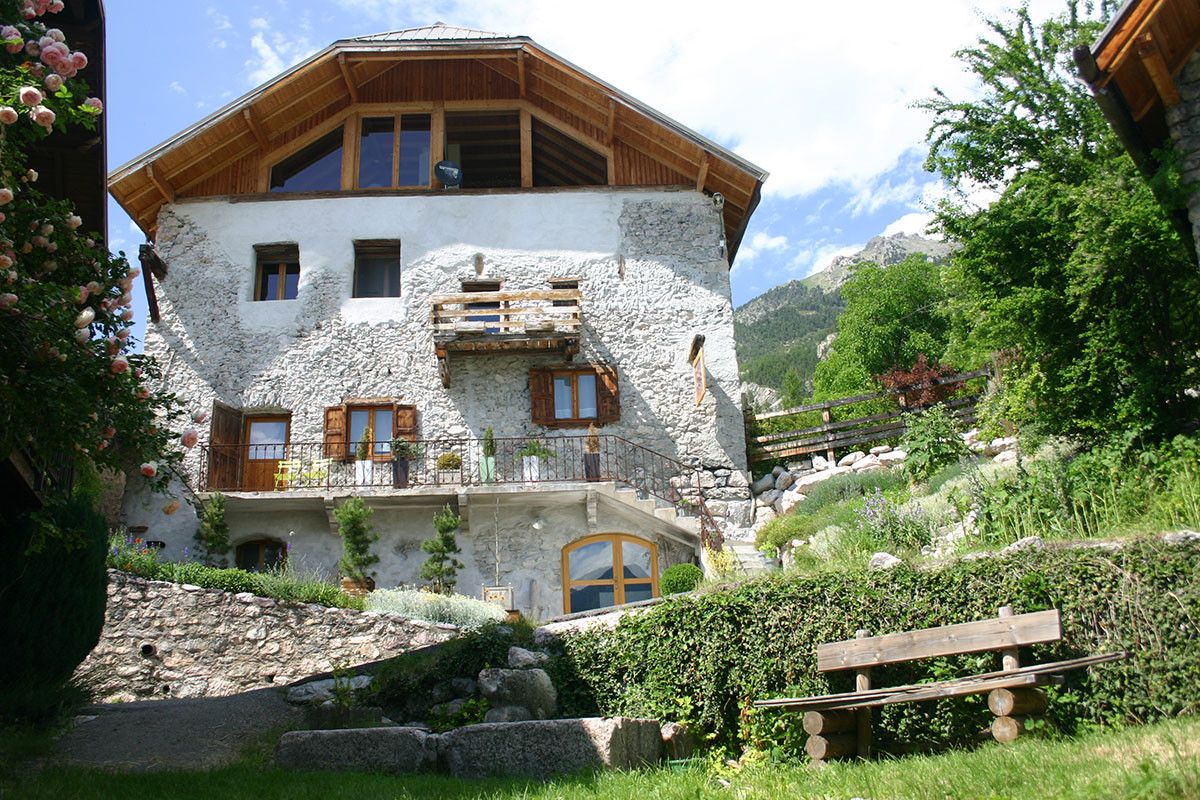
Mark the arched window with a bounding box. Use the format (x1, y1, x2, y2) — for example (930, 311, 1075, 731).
(236, 539, 287, 572)
(561, 534, 658, 614)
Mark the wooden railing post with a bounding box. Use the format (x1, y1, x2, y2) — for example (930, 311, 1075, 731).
(822, 405, 835, 464)
(998, 605, 1020, 671)
(854, 628, 871, 759)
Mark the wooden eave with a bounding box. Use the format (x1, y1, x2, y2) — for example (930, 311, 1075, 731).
(109, 33, 766, 261)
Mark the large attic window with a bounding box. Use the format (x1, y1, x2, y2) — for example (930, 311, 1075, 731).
(270, 126, 344, 192)
(445, 111, 520, 189)
(358, 115, 431, 188)
(532, 120, 605, 186)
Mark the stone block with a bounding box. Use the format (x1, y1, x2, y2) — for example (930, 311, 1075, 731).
(774, 471, 794, 491)
(483, 705, 532, 723)
(751, 473, 776, 495)
(851, 455, 884, 472)
(507, 646, 548, 668)
(776, 489, 807, 516)
(756, 488, 780, 508)
(837, 451, 866, 467)
(868, 552, 902, 570)
(477, 668, 556, 719)
(869, 445, 891, 455)
(274, 727, 435, 774)
(437, 717, 662, 779)
(661, 721, 695, 759)
(878, 450, 906, 462)
(728, 470, 750, 488)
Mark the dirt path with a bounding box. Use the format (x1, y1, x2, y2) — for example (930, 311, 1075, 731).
(52, 688, 303, 771)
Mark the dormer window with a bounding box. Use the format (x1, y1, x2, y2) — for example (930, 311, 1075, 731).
(269, 127, 344, 192)
(254, 244, 300, 300)
(358, 115, 432, 189)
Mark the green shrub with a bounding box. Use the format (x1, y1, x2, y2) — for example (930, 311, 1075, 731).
(365, 588, 506, 629)
(901, 403, 970, 483)
(193, 493, 231, 566)
(334, 496, 378, 580)
(756, 470, 904, 553)
(661, 563, 703, 595)
(435, 452, 462, 470)
(552, 538, 1200, 755)
(420, 505, 464, 594)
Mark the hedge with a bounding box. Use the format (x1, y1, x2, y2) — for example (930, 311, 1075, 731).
(549, 538, 1200, 755)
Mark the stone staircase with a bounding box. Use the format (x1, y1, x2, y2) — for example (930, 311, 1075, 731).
(610, 486, 702, 535)
(724, 541, 780, 575)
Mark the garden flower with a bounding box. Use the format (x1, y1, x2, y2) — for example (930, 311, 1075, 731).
(66, 214, 81, 229)
(192, 410, 208, 423)
(136, 387, 150, 401)
(117, 328, 131, 341)
(40, 223, 52, 235)
(23, 40, 37, 55)
(121, 308, 133, 321)
(25, 169, 36, 182)
(30, 235, 47, 247)
(76, 285, 88, 303)
(83, 96, 102, 113)
(110, 355, 129, 373)
(18, 86, 41, 106)
(70, 51, 85, 69)
(1, 25, 19, 41)
(4, 41, 21, 54)
(0, 255, 11, 269)
(181, 429, 199, 448)
(140, 462, 157, 477)
(0, 106, 17, 124)
(43, 73, 62, 92)
(30, 105, 54, 128)
(0, 293, 17, 309)
(0, 188, 12, 205)
(73, 307, 94, 327)
(104, 427, 115, 438)
(72, 327, 88, 343)
(85, 280, 101, 294)
(163, 499, 180, 515)
(49, 0, 64, 12)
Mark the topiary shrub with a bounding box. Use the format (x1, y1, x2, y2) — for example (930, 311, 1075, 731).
(661, 563, 703, 595)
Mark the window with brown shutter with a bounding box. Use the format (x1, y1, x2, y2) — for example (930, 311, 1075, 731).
(324, 405, 347, 460)
(207, 402, 244, 489)
(325, 401, 418, 460)
(530, 365, 618, 428)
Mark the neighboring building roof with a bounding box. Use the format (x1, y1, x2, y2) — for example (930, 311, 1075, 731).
(109, 24, 768, 261)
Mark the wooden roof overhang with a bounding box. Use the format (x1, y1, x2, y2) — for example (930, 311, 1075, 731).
(109, 31, 768, 263)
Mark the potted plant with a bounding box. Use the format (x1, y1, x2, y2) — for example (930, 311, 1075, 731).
(479, 426, 497, 484)
(583, 423, 601, 482)
(435, 451, 462, 485)
(354, 425, 374, 486)
(516, 438, 556, 482)
(390, 437, 422, 488)
(420, 505, 464, 594)
(334, 496, 378, 596)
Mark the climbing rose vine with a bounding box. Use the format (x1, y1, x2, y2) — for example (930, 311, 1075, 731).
(0, 0, 187, 528)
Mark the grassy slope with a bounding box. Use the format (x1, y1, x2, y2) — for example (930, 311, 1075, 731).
(9, 717, 1199, 800)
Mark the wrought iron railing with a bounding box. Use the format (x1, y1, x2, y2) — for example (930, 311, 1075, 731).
(199, 434, 723, 549)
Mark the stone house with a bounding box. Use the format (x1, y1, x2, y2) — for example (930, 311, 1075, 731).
(110, 25, 767, 620)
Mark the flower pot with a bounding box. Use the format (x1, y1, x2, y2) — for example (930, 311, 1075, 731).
(392, 459, 410, 488)
(340, 576, 375, 597)
(354, 460, 373, 486)
(479, 455, 496, 484)
(583, 452, 601, 481)
(521, 455, 541, 482)
(437, 469, 459, 485)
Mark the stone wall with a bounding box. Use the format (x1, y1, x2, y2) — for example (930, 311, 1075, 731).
(77, 570, 457, 702)
(1168, 52, 1200, 265)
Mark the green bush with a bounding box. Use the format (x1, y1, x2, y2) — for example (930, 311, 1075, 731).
(366, 588, 506, 629)
(901, 403, 970, 483)
(551, 538, 1200, 755)
(334, 496, 378, 580)
(756, 470, 904, 553)
(661, 563, 703, 595)
(193, 493, 231, 566)
(435, 452, 462, 470)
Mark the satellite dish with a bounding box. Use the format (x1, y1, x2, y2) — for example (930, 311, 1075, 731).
(435, 160, 462, 188)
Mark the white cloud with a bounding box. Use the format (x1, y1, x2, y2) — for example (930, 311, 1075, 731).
(881, 212, 936, 238)
(732, 231, 789, 271)
(245, 26, 317, 87)
(206, 8, 233, 30)
(806, 242, 866, 278)
(250, 17, 270, 30)
(168, 81, 186, 94)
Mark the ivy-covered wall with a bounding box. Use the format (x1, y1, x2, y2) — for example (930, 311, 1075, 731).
(548, 538, 1200, 754)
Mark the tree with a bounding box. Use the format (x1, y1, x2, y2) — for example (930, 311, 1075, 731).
(421, 505, 464, 595)
(812, 256, 950, 400)
(194, 493, 230, 566)
(919, 3, 1200, 438)
(334, 497, 378, 580)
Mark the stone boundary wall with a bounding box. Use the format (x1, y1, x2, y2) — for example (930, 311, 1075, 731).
(77, 570, 458, 702)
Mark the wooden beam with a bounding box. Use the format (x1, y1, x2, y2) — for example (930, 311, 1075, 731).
(524, 101, 612, 157)
(430, 102, 445, 188)
(606, 98, 617, 146)
(695, 154, 709, 192)
(1136, 31, 1182, 107)
(336, 54, 359, 103)
(340, 116, 357, 190)
(145, 165, 175, 203)
(242, 108, 270, 151)
(520, 107, 533, 188)
(517, 48, 526, 97)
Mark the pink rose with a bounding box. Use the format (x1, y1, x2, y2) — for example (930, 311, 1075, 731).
(17, 86, 40, 106)
(76, 285, 88, 303)
(136, 387, 150, 401)
(40, 223, 52, 235)
(72, 327, 88, 344)
(49, 0, 65, 11)
(110, 355, 128, 373)
(0, 188, 12, 205)
(1, 25, 20, 41)
(30, 235, 47, 248)
(117, 328, 131, 341)
(45, 28, 64, 42)
(43, 73, 62, 92)
(0, 106, 17, 124)
(5, 42, 20, 54)
(85, 280, 101, 294)
(54, 62, 75, 78)
(181, 429, 198, 448)
(121, 308, 133, 321)
(73, 307, 94, 327)
(0, 255, 11, 268)
(192, 410, 209, 423)
(128, 266, 141, 278)
(26, 168, 37, 182)
(0, 293, 17, 309)
(140, 462, 157, 477)
(23, 40, 37, 55)
(163, 499, 181, 516)
(39, 41, 66, 66)
(20, 3, 35, 20)
(103, 427, 115, 438)
(83, 96, 102, 113)
(119, 292, 132, 307)
(66, 214, 81, 229)
(31, 105, 54, 128)
(70, 51, 86, 69)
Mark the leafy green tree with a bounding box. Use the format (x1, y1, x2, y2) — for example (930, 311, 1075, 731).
(421, 505, 464, 594)
(919, 4, 1200, 438)
(335, 497, 378, 580)
(193, 493, 231, 566)
(812, 256, 951, 400)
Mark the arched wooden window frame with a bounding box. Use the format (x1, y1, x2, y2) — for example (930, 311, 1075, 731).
(235, 538, 288, 573)
(561, 533, 658, 614)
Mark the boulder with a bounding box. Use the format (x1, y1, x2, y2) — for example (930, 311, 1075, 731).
(449, 677, 476, 698)
(285, 675, 372, 705)
(728, 469, 750, 488)
(837, 451, 866, 467)
(776, 489, 807, 516)
(772, 466, 785, 477)
(754, 506, 777, 526)
(812, 455, 829, 471)
(774, 471, 795, 492)
(751, 473, 776, 495)
(274, 727, 435, 774)
(661, 721, 695, 759)
(507, 646, 548, 668)
(867, 552, 902, 570)
(483, 705, 532, 723)
(878, 449, 907, 462)
(851, 455, 884, 472)
(793, 470, 838, 491)
(1002, 535, 1044, 555)
(869, 445, 892, 455)
(429, 698, 471, 717)
(993, 450, 1018, 464)
(1164, 530, 1200, 545)
(437, 717, 662, 779)
(477, 668, 556, 719)
(756, 488, 781, 508)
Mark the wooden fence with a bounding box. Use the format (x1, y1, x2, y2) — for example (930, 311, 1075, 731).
(744, 369, 991, 464)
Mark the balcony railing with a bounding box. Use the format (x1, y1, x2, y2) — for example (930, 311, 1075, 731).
(199, 433, 722, 549)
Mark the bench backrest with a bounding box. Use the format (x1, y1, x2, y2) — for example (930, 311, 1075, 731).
(816, 609, 1062, 672)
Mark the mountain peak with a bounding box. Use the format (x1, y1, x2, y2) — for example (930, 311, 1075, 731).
(802, 232, 957, 292)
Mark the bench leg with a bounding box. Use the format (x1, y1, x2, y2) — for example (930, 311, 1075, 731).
(854, 629, 872, 758)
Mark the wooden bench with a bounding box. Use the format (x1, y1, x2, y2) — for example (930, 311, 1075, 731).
(754, 606, 1127, 764)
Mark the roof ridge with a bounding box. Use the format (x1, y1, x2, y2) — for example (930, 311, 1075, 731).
(351, 23, 513, 42)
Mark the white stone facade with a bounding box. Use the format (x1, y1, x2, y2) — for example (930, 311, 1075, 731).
(122, 186, 751, 618)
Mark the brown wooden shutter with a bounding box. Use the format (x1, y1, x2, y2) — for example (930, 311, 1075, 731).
(324, 404, 348, 460)
(596, 365, 620, 423)
(207, 402, 243, 490)
(530, 368, 554, 425)
(393, 403, 418, 442)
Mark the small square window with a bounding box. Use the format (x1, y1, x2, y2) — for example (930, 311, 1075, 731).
(354, 240, 401, 298)
(254, 244, 300, 301)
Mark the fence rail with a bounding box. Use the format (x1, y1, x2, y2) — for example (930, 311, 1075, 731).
(199, 433, 722, 549)
(745, 369, 991, 463)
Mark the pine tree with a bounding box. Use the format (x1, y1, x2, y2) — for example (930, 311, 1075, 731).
(420, 505, 465, 594)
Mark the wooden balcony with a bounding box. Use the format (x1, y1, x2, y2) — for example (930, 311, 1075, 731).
(430, 289, 582, 386)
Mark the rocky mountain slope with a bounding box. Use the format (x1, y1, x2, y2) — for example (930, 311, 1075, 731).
(802, 232, 957, 293)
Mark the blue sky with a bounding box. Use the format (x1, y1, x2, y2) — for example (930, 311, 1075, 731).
(103, 0, 1066, 342)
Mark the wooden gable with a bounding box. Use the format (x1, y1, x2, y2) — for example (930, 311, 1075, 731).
(108, 27, 767, 262)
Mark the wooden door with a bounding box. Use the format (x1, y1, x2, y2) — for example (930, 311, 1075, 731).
(207, 403, 243, 490)
(242, 416, 290, 491)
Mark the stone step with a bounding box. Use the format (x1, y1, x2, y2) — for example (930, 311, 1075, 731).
(653, 506, 678, 523)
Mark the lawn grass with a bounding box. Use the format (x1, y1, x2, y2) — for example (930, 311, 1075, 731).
(6, 716, 1197, 800)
